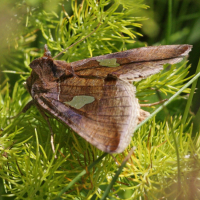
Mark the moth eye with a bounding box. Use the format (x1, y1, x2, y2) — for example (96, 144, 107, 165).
(97, 58, 120, 67)
(64, 95, 95, 109)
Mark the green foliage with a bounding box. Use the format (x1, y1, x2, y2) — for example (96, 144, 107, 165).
(0, 0, 200, 199)
(28, 0, 147, 61)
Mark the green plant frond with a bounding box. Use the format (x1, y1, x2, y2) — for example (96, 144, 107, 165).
(1, 0, 199, 199)
(1, 81, 200, 198)
(116, 0, 149, 10)
(34, 0, 147, 61)
(136, 61, 192, 101)
(100, 116, 200, 199)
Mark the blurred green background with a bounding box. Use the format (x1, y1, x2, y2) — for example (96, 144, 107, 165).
(0, 0, 200, 199)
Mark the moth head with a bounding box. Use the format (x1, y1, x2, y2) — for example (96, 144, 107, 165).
(29, 58, 56, 80)
(29, 48, 66, 81)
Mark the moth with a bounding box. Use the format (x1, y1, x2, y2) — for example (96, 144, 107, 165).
(24, 44, 192, 153)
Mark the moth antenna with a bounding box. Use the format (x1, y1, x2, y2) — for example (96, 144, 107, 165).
(53, 20, 102, 59)
(43, 44, 52, 57)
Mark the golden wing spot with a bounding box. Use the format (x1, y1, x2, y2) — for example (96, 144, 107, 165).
(64, 95, 95, 109)
(97, 58, 120, 67)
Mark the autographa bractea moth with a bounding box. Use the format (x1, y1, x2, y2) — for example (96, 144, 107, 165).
(23, 44, 192, 153)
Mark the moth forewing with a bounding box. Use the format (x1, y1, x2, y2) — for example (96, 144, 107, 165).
(25, 44, 192, 153)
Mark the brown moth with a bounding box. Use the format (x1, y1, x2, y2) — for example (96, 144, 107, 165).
(24, 44, 192, 153)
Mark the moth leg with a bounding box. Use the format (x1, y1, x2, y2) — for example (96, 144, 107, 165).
(138, 99, 167, 123)
(138, 109, 150, 124)
(37, 107, 57, 157)
(9, 100, 34, 119)
(140, 99, 167, 107)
